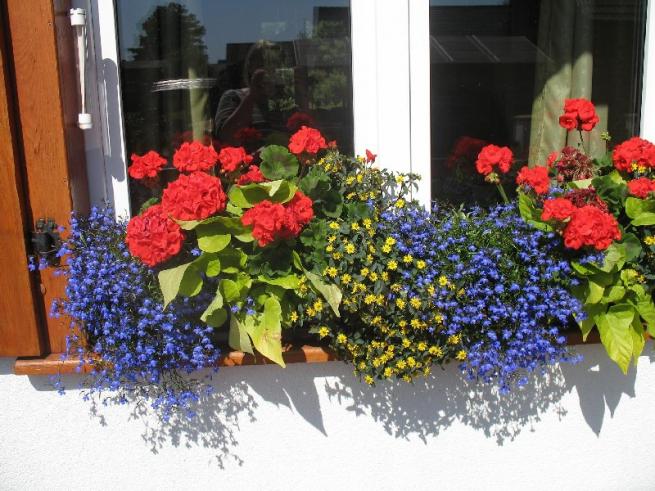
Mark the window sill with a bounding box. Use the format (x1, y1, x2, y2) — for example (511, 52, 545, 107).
(13, 330, 599, 376)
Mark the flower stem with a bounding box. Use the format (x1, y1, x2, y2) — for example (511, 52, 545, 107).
(496, 183, 510, 204)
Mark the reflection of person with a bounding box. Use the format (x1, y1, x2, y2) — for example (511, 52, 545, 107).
(214, 40, 309, 146)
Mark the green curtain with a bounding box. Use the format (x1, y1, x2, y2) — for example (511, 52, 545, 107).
(529, 0, 606, 165)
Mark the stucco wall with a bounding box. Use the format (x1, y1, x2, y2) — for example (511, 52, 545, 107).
(1, 344, 654, 490)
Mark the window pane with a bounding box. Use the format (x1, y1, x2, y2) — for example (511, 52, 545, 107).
(116, 0, 353, 212)
(429, 0, 648, 205)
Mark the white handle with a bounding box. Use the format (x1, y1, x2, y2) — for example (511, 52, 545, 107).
(70, 8, 92, 130)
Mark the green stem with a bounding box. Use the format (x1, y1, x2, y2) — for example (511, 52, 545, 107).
(496, 182, 510, 204)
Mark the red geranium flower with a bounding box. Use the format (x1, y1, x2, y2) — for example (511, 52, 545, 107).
(365, 149, 377, 163)
(475, 145, 513, 175)
(173, 141, 219, 173)
(288, 126, 327, 155)
(627, 177, 655, 199)
(126, 204, 185, 267)
(286, 112, 316, 133)
(446, 136, 488, 170)
(558, 98, 599, 132)
(612, 137, 655, 172)
(237, 165, 267, 185)
(162, 172, 226, 221)
(541, 198, 576, 221)
(563, 205, 621, 251)
(547, 151, 559, 168)
(234, 126, 263, 143)
(128, 150, 167, 180)
(241, 201, 288, 247)
(284, 191, 314, 235)
(218, 146, 253, 173)
(516, 166, 550, 195)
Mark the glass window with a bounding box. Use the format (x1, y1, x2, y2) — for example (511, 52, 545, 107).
(115, 0, 353, 211)
(429, 0, 648, 205)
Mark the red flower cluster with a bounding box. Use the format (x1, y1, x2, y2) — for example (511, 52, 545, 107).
(128, 151, 167, 180)
(541, 197, 620, 250)
(162, 172, 227, 221)
(234, 126, 263, 143)
(286, 112, 316, 133)
(558, 98, 599, 132)
(237, 165, 267, 185)
(516, 166, 550, 195)
(218, 146, 253, 173)
(475, 145, 513, 175)
(446, 136, 488, 170)
(126, 205, 185, 267)
(288, 126, 327, 155)
(541, 198, 576, 221)
(627, 177, 655, 199)
(612, 137, 655, 172)
(564, 188, 609, 212)
(563, 206, 621, 251)
(241, 191, 314, 246)
(173, 141, 219, 172)
(365, 149, 377, 163)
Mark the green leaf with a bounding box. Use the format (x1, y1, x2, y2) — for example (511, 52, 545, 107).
(578, 303, 605, 341)
(570, 178, 593, 189)
(602, 285, 626, 304)
(228, 180, 297, 208)
(625, 197, 655, 226)
(571, 260, 604, 277)
(304, 270, 342, 317)
(299, 166, 331, 198)
(257, 274, 301, 290)
(259, 145, 299, 180)
(291, 251, 303, 271)
(592, 172, 627, 211)
(318, 189, 344, 218)
(247, 297, 285, 367)
(201, 289, 224, 323)
(586, 279, 605, 304)
(220, 274, 252, 303)
(517, 191, 553, 232)
(139, 197, 160, 214)
(218, 247, 248, 274)
(602, 235, 641, 272)
(630, 316, 646, 363)
(197, 232, 231, 253)
(228, 316, 254, 354)
(635, 296, 655, 337)
(158, 262, 202, 308)
(595, 304, 636, 374)
(205, 308, 227, 328)
(206, 257, 221, 277)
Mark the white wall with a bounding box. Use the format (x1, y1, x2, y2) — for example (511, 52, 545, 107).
(1, 344, 654, 490)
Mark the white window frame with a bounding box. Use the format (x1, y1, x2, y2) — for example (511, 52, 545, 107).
(79, 0, 654, 216)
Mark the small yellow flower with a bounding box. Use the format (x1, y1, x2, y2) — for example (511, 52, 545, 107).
(396, 360, 407, 370)
(364, 375, 374, 385)
(402, 375, 412, 382)
(340, 274, 352, 285)
(326, 244, 334, 253)
(351, 222, 360, 231)
(368, 229, 375, 238)
(337, 333, 347, 344)
(357, 174, 364, 183)
(429, 346, 443, 357)
(367, 255, 374, 263)
(328, 235, 337, 243)
(387, 260, 398, 271)
(368, 244, 376, 254)
(346, 175, 355, 185)
(438, 275, 449, 287)
(325, 266, 338, 278)
(398, 320, 407, 329)
(385, 237, 396, 247)
(313, 299, 324, 312)
(369, 271, 379, 282)
(332, 252, 343, 260)
(381, 244, 392, 254)
(395, 199, 405, 209)
(402, 338, 411, 348)
(360, 267, 370, 277)
(395, 175, 405, 184)
(375, 294, 385, 305)
(381, 271, 390, 282)
(410, 319, 421, 329)
(363, 218, 372, 229)
(390, 283, 402, 293)
(427, 285, 435, 296)
(403, 254, 413, 264)
(645, 236, 655, 246)
(417, 342, 427, 352)
(364, 294, 376, 305)
(346, 192, 356, 200)
(289, 311, 299, 323)
(318, 326, 330, 338)
(433, 313, 443, 324)
(383, 367, 394, 378)
(358, 361, 366, 371)
(416, 260, 426, 270)
(447, 334, 461, 345)
(456, 350, 467, 361)
(306, 307, 316, 317)
(329, 221, 340, 230)
(407, 357, 417, 368)
(409, 297, 422, 309)
(345, 243, 356, 254)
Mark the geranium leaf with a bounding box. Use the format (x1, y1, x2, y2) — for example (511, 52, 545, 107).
(595, 304, 636, 374)
(247, 296, 285, 367)
(158, 261, 201, 308)
(201, 288, 224, 324)
(205, 308, 227, 328)
(635, 296, 655, 337)
(229, 315, 254, 354)
(259, 145, 299, 180)
(578, 303, 605, 341)
(228, 180, 296, 208)
(630, 316, 646, 364)
(206, 257, 221, 277)
(257, 274, 301, 289)
(304, 270, 342, 317)
(196, 222, 232, 253)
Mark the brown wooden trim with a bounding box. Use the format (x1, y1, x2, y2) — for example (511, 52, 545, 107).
(5, 0, 89, 353)
(14, 346, 338, 375)
(15, 329, 606, 376)
(0, 3, 47, 356)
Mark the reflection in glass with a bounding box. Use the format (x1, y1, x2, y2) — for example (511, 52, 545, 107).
(430, 0, 648, 205)
(116, 1, 352, 212)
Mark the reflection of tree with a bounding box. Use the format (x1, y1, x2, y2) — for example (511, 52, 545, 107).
(129, 3, 208, 76)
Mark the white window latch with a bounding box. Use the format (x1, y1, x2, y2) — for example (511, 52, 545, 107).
(70, 8, 92, 130)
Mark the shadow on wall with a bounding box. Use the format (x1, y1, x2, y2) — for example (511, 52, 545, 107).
(4, 344, 649, 466)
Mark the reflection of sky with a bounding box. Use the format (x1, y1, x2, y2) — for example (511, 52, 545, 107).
(430, 0, 508, 5)
(117, 0, 349, 62)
